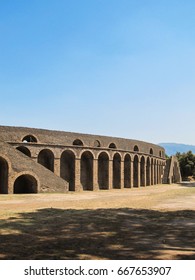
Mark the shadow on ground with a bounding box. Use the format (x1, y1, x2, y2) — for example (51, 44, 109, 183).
(0, 208, 195, 260)
(178, 182, 195, 187)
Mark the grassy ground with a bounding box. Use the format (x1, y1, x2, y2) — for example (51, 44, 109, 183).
(0, 183, 195, 260)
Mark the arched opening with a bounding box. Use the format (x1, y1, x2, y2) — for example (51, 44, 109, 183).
(109, 143, 117, 149)
(124, 154, 131, 188)
(14, 174, 37, 194)
(94, 140, 101, 147)
(134, 145, 139, 152)
(140, 156, 145, 187)
(0, 157, 8, 194)
(73, 139, 83, 146)
(150, 148, 153, 155)
(159, 151, 162, 157)
(113, 153, 121, 189)
(98, 152, 109, 190)
(81, 151, 93, 190)
(133, 155, 139, 187)
(16, 146, 31, 157)
(60, 150, 75, 191)
(22, 135, 37, 143)
(38, 149, 54, 172)
(146, 157, 150, 186)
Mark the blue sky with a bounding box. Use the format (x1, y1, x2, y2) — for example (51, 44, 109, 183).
(0, 0, 195, 144)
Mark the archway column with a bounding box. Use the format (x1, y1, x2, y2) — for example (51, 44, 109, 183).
(143, 164, 147, 187)
(75, 158, 81, 191)
(137, 160, 140, 188)
(93, 159, 99, 191)
(54, 158, 61, 177)
(121, 160, 124, 188)
(108, 159, 113, 189)
(151, 161, 154, 185)
(130, 160, 134, 187)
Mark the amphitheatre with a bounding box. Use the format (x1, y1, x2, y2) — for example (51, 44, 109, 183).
(1, 125, 195, 260)
(0, 125, 181, 194)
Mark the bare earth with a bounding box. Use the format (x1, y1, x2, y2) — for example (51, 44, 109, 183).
(0, 183, 195, 260)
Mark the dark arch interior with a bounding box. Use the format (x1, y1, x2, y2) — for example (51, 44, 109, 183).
(124, 154, 131, 188)
(0, 157, 8, 194)
(14, 175, 37, 194)
(98, 152, 109, 190)
(38, 149, 54, 172)
(140, 157, 145, 187)
(22, 135, 37, 143)
(109, 143, 117, 149)
(73, 139, 83, 146)
(134, 145, 139, 152)
(16, 146, 31, 157)
(150, 148, 153, 155)
(60, 151, 75, 191)
(113, 153, 121, 189)
(133, 155, 139, 187)
(81, 152, 93, 190)
(146, 157, 150, 186)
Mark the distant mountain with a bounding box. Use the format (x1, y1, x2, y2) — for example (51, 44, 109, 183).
(159, 143, 195, 156)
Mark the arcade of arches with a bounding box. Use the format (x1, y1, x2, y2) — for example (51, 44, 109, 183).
(17, 147, 165, 192)
(0, 149, 164, 193)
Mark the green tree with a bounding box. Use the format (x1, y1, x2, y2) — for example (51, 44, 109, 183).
(176, 151, 195, 178)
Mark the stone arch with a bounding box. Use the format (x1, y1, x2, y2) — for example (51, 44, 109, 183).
(146, 157, 151, 186)
(94, 140, 101, 147)
(81, 151, 93, 190)
(14, 174, 38, 194)
(140, 156, 145, 187)
(16, 146, 31, 157)
(60, 150, 75, 191)
(0, 157, 9, 194)
(150, 148, 153, 155)
(22, 135, 37, 143)
(133, 155, 139, 187)
(134, 145, 139, 152)
(124, 154, 131, 188)
(98, 152, 109, 190)
(73, 139, 83, 146)
(113, 153, 121, 189)
(109, 143, 117, 149)
(38, 149, 54, 172)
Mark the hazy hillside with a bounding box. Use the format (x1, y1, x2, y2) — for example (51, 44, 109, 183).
(159, 143, 195, 156)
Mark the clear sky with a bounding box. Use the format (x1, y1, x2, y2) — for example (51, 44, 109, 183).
(0, 0, 195, 145)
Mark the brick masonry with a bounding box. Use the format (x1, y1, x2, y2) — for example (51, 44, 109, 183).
(0, 125, 181, 194)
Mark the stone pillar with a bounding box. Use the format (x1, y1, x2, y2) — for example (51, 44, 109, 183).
(75, 158, 81, 192)
(151, 161, 154, 185)
(137, 160, 140, 188)
(108, 159, 113, 189)
(121, 160, 124, 188)
(154, 163, 157, 185)
(130, 160, 134, 188)
(143, 164, 147, 187)
(93, 158, 99, 191)
(54, 158, 61, 177)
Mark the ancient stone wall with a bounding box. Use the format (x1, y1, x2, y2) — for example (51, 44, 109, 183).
(0, 125, 172, 194)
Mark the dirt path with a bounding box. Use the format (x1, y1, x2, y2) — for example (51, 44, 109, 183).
(0, 183, 195, 215)
(0, 183, 195, 260)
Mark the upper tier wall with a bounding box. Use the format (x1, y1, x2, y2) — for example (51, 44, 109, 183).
(0, 125, 165, 158)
